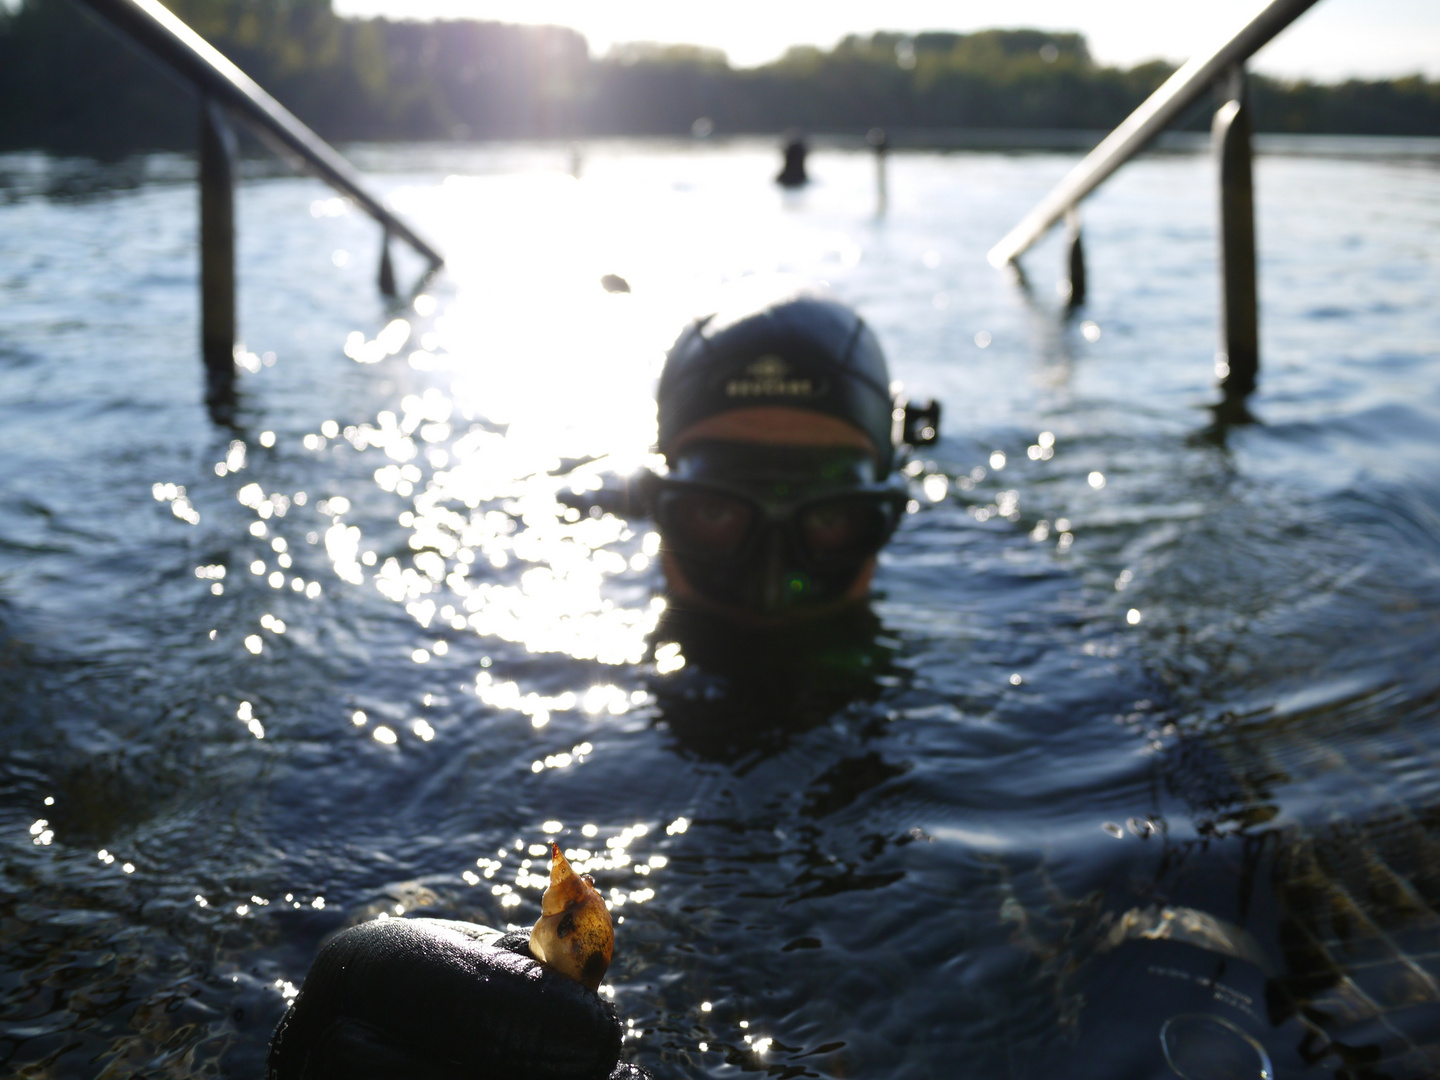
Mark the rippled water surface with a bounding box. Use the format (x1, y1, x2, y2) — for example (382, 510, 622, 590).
(3, 138, 1440, 1079)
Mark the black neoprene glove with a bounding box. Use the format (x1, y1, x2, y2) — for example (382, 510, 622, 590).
(267, 917, 651, 1080)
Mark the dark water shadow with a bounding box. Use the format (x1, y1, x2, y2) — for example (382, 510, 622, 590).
(647, 603, 902, 770)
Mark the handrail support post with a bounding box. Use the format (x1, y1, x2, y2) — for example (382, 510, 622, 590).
(1214, 63, 1259, 399)
(378, 229, 397, 298)
(200, 95, 237, 416)
(1063, 207, 1086, 308)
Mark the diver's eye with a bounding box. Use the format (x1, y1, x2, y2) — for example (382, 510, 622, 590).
(659, 491, 755, 554)
(799, 496, 892, 563)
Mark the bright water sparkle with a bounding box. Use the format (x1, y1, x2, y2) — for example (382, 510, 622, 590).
(1, 139, 1439, 1078)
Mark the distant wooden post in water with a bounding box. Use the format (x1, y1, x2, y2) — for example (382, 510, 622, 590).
(777, 135, 809, 188)
(1214, 64, 1259, 398)
(868, 127, 889, 216)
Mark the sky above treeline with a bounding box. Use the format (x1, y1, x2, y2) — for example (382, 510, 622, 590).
(330, 0, 1440, 81)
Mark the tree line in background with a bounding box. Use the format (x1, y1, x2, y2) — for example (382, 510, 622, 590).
(2, 0, 1437, 156)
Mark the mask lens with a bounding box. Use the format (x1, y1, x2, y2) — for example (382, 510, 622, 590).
(798, 495, 895, 565)
(657, 489, 756, 555)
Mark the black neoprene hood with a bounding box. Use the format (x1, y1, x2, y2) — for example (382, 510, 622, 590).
(656, 291, 896, 475)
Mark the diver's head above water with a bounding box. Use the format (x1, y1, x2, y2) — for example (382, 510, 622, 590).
(650, 284, 906, 622)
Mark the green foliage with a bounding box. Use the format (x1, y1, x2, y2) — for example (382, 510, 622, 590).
(0, 6, 1435, 154)
(1249, 73, 1440, 135)
(0, 0, 590, 150)
(582, 29, 1438, 138)
(587, 30, 1161, 136)
(0, 0, 198, 155)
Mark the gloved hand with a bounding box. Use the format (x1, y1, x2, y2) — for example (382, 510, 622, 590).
(267, 917, 651, 1080)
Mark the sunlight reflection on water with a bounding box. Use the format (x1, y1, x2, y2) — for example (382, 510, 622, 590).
(301, 157, 883, 689)
(319, 169, 710, 678)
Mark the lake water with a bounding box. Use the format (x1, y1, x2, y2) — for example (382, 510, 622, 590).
(2, 137, 1440, 1079)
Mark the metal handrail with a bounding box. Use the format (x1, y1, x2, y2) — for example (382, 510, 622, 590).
(987, 0, 1321, 268)
(74, 0, 443, 269)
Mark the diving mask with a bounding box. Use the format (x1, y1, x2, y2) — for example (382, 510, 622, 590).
(645, 442, 905, 615)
